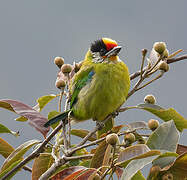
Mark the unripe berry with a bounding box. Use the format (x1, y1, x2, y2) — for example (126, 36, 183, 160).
(61, 64, 72, 73)
(144, 94, 156, 104)
(55, 79, 66, 89)
(148, 119, 159, 131)
(163, 49, 169, 58)
(158, 61, 169, 72)
(149, 165, 161, 175)
(124, 133, 136, 143)
(141, 49, 148, 57)
(162, 172, 173, 180)
(93, 173, 101, 180)
(106, 133, 119, 146)
(153, 42, 166, 55)
(54, 57, 64, 68)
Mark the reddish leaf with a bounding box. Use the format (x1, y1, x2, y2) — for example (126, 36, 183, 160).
(51, 166, 86, 180)
(0, 99, 50, 138)
(115, 167, 123, 179)
(32, 153, 54, 180)
(74, 168, 97, 180)
(177, 144, 187, 155)
(63, 169, 85, 180)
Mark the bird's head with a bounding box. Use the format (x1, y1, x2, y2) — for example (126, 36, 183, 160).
(90, 38, 121, 63)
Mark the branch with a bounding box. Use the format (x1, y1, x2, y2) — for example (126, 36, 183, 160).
(130, 54, 187, 80)
(1, 123, 63, 180)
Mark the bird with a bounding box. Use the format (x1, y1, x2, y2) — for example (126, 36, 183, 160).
(44, 38, 130, 128)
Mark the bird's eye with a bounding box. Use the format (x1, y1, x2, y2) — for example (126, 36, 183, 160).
(100, 48, 107, 56)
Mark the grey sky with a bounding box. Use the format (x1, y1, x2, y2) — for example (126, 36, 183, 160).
(0, 0, 187, 179)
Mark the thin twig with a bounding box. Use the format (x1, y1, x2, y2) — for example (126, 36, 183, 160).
(22, 166, 32, 173)
(130, 54, 187, 81)
(135, 71, 164, 91)
(140, 49, 147, 79)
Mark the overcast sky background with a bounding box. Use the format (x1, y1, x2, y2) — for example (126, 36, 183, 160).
(0, 1, 187, 179)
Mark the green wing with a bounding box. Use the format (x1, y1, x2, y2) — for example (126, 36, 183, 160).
(70, 67, 94, 108)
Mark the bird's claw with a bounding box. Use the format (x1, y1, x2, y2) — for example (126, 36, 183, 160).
(96, 121, 105, 130)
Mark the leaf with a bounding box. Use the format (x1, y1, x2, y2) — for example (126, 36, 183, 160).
(111, 125, 124, 133)
(0, 138, 14, 158)
(137, 103, 187, 132)
(0, 159, 22, 180)
(0, 123, 19, 137)
(146, 120, 179, 152)
(71, 129, 96, 142)
(152, 152, 178, 168)
(155, 152, 187, 180)
(167, 152, 187, 178)
(101, 144, 112, 173)
(35, 94, 57, 112)
(1, 139, 40, 171)
(115, 167, 123, 180)
(73, 168, 97, 180)
(90, 140, 108, 168)
(126, 121, 148, 131)
(32, 153, 54, 180)
(50, 166, 86, 180)
(0, 99, 50, 138)
(116, 144, 160, 168)
(121, 153, 159, 180)
(131, 171, 146, 180)
(177, 144, 187, 155)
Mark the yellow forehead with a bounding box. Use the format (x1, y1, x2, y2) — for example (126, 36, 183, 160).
(102, 38, 118, 46)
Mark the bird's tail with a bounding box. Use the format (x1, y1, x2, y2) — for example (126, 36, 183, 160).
(44, 110, 71, 127)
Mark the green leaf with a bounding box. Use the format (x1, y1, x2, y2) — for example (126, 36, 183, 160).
(146, 120, 179, 152)
(71, 129, 96, 142)
(0, 159, 22, 180)
(137, 103, 187, 132)
(116, 144, 160, 168)
(131, 171, 146, 180)
(0, 123, 19, 137)
(0, 138, 14, 158)
(152, 152, 178, 168)
(32, 153, 54, 180)
(154, 152, 187, 179)
(168, 152, 187, 179)
(1, 139, 40, 171)
(48, 111, 61, 129)
(15, 116, 28, 122)
(121, 154, 159, 180)
(36, 94, 57, 112)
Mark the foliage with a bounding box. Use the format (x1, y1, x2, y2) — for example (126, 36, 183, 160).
(0, 42, 187, 180)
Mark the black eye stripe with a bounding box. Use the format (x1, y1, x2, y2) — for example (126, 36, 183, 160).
(90, 39, 107, 53)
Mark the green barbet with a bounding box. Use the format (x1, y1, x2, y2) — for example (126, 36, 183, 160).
(44, 38, 130, 127)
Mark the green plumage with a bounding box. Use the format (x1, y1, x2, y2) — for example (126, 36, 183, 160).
(44, 44, 130, 128)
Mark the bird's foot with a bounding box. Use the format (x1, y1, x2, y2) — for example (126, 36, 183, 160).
(112, 111, 119, 117)
(96, 121, 105, 130)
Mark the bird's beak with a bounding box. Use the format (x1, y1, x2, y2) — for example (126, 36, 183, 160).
(105, 46, 122, 57)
